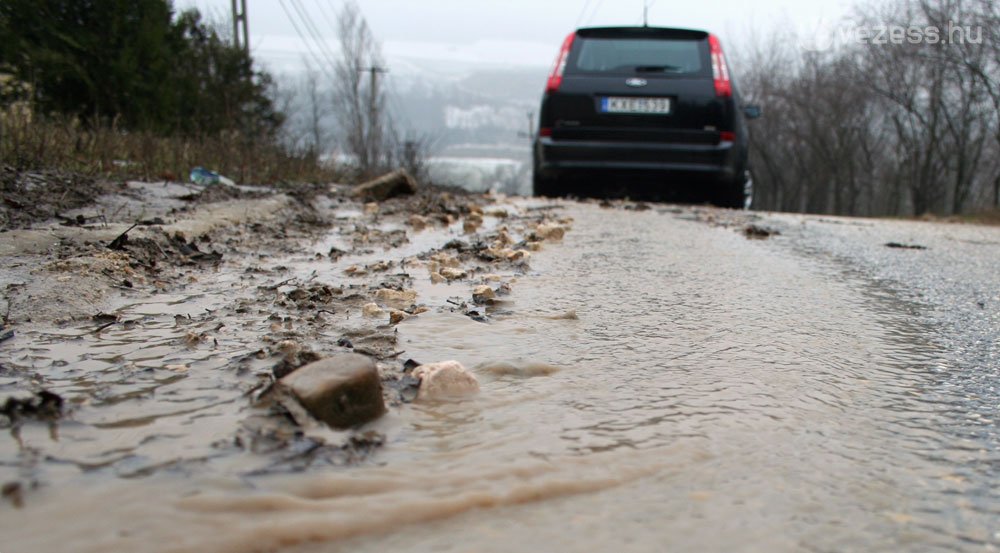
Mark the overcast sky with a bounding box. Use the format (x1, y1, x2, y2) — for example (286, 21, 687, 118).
(175, 0, 857, 75)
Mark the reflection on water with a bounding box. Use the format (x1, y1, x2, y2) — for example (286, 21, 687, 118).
(2, 203, 998, 552)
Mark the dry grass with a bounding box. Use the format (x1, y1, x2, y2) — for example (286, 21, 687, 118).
(915, 208, 1000, 226)
(1, 109, 341, 185)
(952, 209, 1000, 226)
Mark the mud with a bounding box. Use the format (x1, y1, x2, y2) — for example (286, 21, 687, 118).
(0, 167, 122, 230)
(0, 176, 570, 513)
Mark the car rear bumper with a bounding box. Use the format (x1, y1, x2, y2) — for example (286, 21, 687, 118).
(535, 137, 739, 180)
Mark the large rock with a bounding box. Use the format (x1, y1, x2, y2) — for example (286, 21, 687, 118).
(352, 170, 418, 202)
(279, 354, 386, 429)
(412, 360, 480, 400)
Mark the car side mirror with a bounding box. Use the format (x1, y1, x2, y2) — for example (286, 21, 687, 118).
(743, 105, 762, 119)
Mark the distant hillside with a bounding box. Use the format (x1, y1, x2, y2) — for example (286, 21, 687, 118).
(386, 63, 548, 156)
(280, 60, 548, 162)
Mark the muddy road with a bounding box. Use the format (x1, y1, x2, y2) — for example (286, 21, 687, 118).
(1, 184, 999, 552)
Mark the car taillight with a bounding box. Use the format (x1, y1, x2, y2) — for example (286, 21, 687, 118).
(539, 127, 553, 137)
(546, 32, 576, 93)
(708, 34, 732, 98)
(720, 131, 735, 142)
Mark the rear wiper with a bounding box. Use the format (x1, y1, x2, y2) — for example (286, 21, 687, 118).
(634, 65, 682, 73)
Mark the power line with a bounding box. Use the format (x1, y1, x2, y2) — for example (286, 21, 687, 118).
(584, 0, 605, 26)
(278, 0, 337, 83)
(289, 0, 340, 72)
(291, 0, 338, 62)
(575, 0, 594, 27)
(314, 0, 340, 32)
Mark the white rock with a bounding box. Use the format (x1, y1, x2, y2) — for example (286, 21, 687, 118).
(440, 267, 467, 280)
(362, 303, 384, 317)
(412, 360, 480, 399)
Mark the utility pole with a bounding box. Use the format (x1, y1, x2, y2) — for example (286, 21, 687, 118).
(360, 65, 388, 167)
(362, 65, 388, 129)
(518, 111, 536, 140)
(362, 66, 388, 109)
(232, 0, 249, 54)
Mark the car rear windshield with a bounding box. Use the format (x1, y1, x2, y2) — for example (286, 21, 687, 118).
(569, 37, 706, 76)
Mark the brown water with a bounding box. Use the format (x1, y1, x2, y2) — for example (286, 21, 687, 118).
(2, 203, 997, 552)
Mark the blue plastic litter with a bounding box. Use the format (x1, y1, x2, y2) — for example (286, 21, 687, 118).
(189, 167, 221, 186)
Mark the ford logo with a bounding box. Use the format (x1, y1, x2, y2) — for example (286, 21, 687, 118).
(625, 78, 648, 87)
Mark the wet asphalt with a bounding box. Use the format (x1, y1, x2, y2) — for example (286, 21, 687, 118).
(762, 212, 999, 440)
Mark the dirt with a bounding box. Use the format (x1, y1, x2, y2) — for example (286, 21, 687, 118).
(0, 172, 571, 496)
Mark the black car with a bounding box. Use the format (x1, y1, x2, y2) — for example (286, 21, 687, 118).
(532, 26, 761, 208)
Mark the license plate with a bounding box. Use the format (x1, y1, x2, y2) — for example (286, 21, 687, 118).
(601, 96, 672, 115)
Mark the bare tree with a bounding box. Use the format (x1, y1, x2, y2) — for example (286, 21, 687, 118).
(333, 1, 390, 178)
(737, 0, 999, 216)
(301, 63, 330, 156)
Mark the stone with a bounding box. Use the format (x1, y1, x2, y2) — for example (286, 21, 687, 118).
(276, 340, 301, 356)
(429, 271, 445, 284)
(534, 223, 565, 241)
(362, 302, 384, 317)
(440, 267, 467, 280)
(374, 288, 417, 310)
(744, 225, 780, 239)
(463, 214, 484, 234)
(430, 252, 461, 268)
(412, 360, 480, 400)
(472, 285, 495, 304)
(506, 249, 530, 262)
(494, 229, 514, 246)
(278, 354, 386, 429)
(408, 214, 429, 231)
(352, 169, 418, 202)
(389, 310, 409, 325)
(369, 260, 392, 272)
